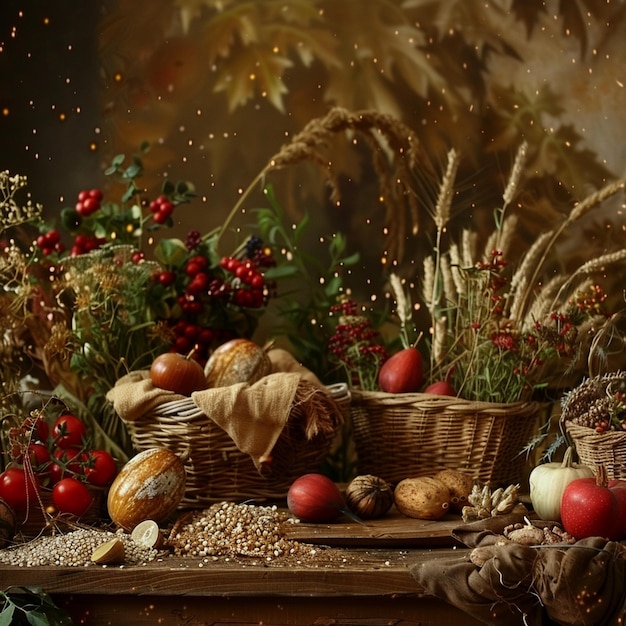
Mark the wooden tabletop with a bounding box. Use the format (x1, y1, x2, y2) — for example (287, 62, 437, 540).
(0, 510, 500, 625)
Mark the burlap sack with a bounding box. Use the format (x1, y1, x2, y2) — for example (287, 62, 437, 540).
(411, 514, 626, 626)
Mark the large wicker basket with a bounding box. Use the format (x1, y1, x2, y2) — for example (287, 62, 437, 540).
(565, 423, 626, 480)
(350, 390, 543, 486)
(122, 381, 348, 508)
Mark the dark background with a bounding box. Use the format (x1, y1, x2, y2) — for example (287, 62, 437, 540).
(0, 1, 103, 211)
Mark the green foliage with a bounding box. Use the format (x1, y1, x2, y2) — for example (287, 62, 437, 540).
(256, 185, 360, 380)
(0, 587, 73, 626)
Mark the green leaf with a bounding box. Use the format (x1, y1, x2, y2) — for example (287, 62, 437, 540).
(0, 604, 15, 626)
(26, 611, 50, 626)
(292, 213, 310, 241)
(161, 179, 175, 196)
(111, 153, 125, 167)
(263, 265, 299, 279)
(153, 238, 189, 267)
(340, 252, 360, 267)
(122, 163, 142, 180)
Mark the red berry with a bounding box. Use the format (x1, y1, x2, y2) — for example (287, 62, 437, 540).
(153, 210, 168, 224)
(88, 188, 103, 202)
(185, 261, 202, 277)
(80, 196, 99, 215)
(250, 273, 264, 289)
(158, 271, 176, 287)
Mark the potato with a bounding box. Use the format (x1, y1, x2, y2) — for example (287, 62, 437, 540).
(394, 477, 451, 520)
(433, 469, 476, 513)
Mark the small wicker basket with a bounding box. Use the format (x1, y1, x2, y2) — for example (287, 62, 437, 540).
(350, 390, 543, 486)
(123, 382, 348, 508)
(565, 423, 626, 480)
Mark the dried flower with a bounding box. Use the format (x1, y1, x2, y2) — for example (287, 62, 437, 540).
(327, 298, 388, 390)
(421, 156, 624, 403)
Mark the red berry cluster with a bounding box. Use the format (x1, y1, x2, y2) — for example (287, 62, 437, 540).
(219, 256, 266, 307)
(327, 298, 388, 389)
(70, 233, 107, 257)
(149, 195, 175, 224)
(149, 235, 277, 363)
(36, 228, 64, 256)
(76, 189, 103, 217)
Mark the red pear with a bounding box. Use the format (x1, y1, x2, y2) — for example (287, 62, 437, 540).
(424, 380, 456, 396)
(378, 347, 423, 393)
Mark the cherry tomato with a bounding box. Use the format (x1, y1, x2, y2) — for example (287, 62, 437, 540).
(51, 414, 87, 449)
(84, 450, 117, 486)
(22, 415, 49, 443)
(0, 467, 40, 513)
(52, 477, 93, 517)
(26, 443, 51, 470)
(49, 448, 86, 484)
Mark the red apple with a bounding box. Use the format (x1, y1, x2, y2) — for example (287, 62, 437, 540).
(378, 347, 423, 393)
(561, 465, 626, 540)
(287, 473, 346, 523)
(149, 352, 207, 395)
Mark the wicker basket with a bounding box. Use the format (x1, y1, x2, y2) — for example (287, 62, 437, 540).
(350, 390, 543, 486)
(566, 423, 626, 480)
(124, 382, 348, 507)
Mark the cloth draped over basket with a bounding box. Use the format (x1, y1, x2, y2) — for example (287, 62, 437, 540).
(106, 371, 346, 506)
(411, 514, 626, 626)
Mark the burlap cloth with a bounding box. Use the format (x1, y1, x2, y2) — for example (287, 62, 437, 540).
(411, 513, 626, 626)
(106, 369, 340, 472)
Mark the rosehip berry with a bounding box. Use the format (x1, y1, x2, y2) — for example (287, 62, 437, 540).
(185, 261, 202, 277)
(158, 271, 176, 287)
(249, 273, 264, 289)
(88, 188, 103, 202)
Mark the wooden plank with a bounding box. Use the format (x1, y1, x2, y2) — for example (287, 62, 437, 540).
(55, 593, 487, 626)
(0, 548, 466, 597)
(283, 509, 464, 547)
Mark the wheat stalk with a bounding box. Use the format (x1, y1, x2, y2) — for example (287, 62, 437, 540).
(502, 142, 528, 209)
(546, 249, 626, 314)
(217, 107, 432, 262)
(511, 178, 625, 320)
(448, 242, 466, 298)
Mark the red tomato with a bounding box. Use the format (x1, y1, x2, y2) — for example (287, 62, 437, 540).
(51, 414, 87, 449)
(0, 467, 40, 513)
(23, 415, 50, 443)
(49, 448, 86, 484)
(84, 450, 117, 486)
(26, 442, 51, 470)
(52, 477, 93, 517)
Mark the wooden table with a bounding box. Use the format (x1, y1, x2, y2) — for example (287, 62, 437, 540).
(1, 548, 488, 625)
(0, 512, 536, 626)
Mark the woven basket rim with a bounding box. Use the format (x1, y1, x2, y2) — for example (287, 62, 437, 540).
(566, 422, 626, 440)
(349, 389, 545, 412)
